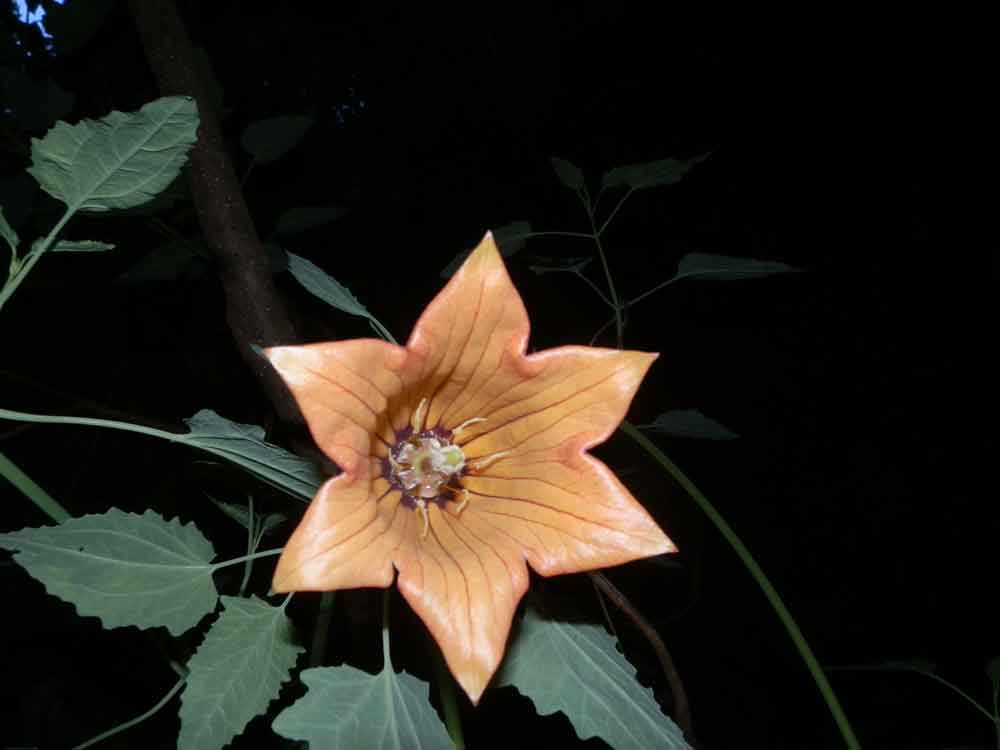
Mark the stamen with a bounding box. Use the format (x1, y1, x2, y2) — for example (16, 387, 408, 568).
(416, 499, 430, 539)
(466, 450, 511, 472)
(452, 488, 470, 515)
(410, 397, 429, 432)
(451, 416, 487, 439)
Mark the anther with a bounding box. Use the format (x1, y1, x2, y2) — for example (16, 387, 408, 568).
(416, 499, 430, 539)
(466, 450, 511, 472)
(451, 416, 487, 439)
(410, 397, 429, 432)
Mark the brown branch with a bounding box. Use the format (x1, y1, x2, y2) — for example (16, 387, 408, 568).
(588, 570, 697, 746)
(126, 0, 301, 424)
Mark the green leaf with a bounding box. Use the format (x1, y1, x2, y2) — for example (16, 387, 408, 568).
(0, 509, 217, 636)
(986, 656, 1000, 683)
(644, 409, 739, 440)
(50, 240, 116, 253)
(550, 156, 584, 190)
(179, 596, 303, 750)
(27, 96, 199, 213)
(271, 204, 349, 238)
(0, 68, 75, 132)
(285, 252, 372, 320)
(440, 221, 532, 278)
(209, 497, 254, 531)
(497, 603, 689, 750)
(114, 241, 205, 285)
(529, 255, 594, 275)
(241, 116, 314, 164)
(43, 0, 114, 55)
(273, 665, 452, 750)
(0, 206, 18, 256)
(675, 252, 801, 281)
(260, 513, 286, 535)
(601, 153, 710, 190)
(180, 410, 325, 501)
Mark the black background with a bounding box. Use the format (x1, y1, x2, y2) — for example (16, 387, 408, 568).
(1, 3, 986, 749)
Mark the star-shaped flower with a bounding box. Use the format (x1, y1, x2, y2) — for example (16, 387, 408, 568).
(265, 233, 676, 703)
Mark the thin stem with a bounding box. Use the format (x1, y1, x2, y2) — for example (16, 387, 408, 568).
(0, 449, 72, 523)
(0, 207, 74, 312)
(431, 633, 465, 750)
(72, 675, 186, 750)
(238, 497, 255, 596)
(589, 313, 617, 346)
(573, 270, 615, 309)
(589, 571, 694, 740)
(626, 276, 681, 309)
(0, 407, 178, 442)
(381, 587, 392, 669)
(210, 547, 283, 572)
(583, 202, 623, 348)
(520, 230, 594, 240)
(280, 592, 294, 611)
(907, 671, 995, 723)
(618, 419, 861, 750)
(596, 186, 637, 237)
(309, 591, 336, 667)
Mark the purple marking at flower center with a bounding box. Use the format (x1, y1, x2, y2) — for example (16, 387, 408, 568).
(382, 427, 464, 509)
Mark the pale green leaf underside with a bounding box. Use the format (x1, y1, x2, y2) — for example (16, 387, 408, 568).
(0, 508, 217, 636)
(179, 596, 303, 750)
(646, 409, 739, 440)
(497, 604, 689, 750)
(27, 96, 199, 213)
(675, 252, 801, 281)
(181, 409, 325, 501)
(273, 665, 451, 750)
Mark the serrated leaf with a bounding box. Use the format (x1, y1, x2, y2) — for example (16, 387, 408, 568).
(180, 410, 325, 501)
(497, 603, 689, 750)
(285, 252, 371, 319)
(179, 596, 303, 750)
(550, 156, 584, 190)
(675, 252, 801, 281)
(440, 221, 532, 277)
(0, 509, 217, 635)
(273, 665, 451, 750)
(51, 239, 115, 252)
(0, 206, 17, 255)
(27, 96, 199, 213)
(241, 116, 314, 165)
(43, 0, 114, 55)
(529, 255, 594, 275)
(644, 410, 739, 440)
(271, 204, 349, 238)
(0, 68, 75, 132)
(601, 153, 710, 190)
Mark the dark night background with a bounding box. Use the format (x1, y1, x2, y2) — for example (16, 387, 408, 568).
(0, 3, 986, 749)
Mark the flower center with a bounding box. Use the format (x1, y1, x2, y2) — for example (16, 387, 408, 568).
(392, 434, 465, 499)
(382, 398, 510, 539)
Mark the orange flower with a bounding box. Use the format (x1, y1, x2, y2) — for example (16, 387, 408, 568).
(265, 233, 676, 703)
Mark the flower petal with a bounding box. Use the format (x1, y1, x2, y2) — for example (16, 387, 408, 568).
(265, 339, 417, 471)
(403, 233, 531, 432)
(463, 442, 675, 576)
(272, 472, 406, 592)
(394, 504, 530, 704)
(449, 346, 658, 459)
